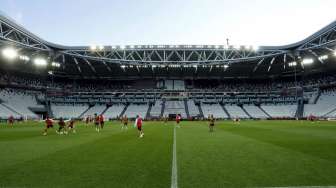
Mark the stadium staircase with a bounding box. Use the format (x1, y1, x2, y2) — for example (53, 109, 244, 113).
(145, 103, 153, 119)
(241, 106, 253, 119)
(295, 101, 304, 118)
(184, 99, 190, 119)
(101, 105, 110, 115)
(197, 103, 204, 118)
(220, 104, 231, 119)
(0, 103, 22, 117)
(322, 107, 336, 118)
(78, 106, 92, 119)
(45, 101, 54, 118)
(160, 99, 166, 117)
(119, 104, 129, 117)
(313, 91, 322, 104)
(258, 106, 272, 118)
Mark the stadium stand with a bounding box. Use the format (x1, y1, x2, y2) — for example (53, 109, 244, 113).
(260, 104, 297, 118)
(0, 104, 18, 119)
(51, 103, 89, 119)
(81, 105, 106, 118)
(187, 100, 200, 117)
(103, 104, 125, 119)
(150, 100, 163, 117)
(0, 89, 42, 119)
(201, 103, 228, 118)
(304, 90, 336, 117)
(243, 105, 269, 119)
(225, 105, 250, 118)
(124, 104, 149, 118)
(164, 101, 187, 118)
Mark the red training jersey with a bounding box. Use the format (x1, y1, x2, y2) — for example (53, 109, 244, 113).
(176, 115, 181, 122)
(95, 116, 100, 123)
(99, 115, 105, 122)
(45, 119, 53, 126)
(137, 117, 143, 127)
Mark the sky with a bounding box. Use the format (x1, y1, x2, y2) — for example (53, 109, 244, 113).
(1, 0, 335, 47)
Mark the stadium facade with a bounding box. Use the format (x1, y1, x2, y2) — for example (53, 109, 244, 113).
(1, 13, 336, 120)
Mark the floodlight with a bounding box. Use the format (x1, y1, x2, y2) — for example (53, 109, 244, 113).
(34, 58, 47, 66)
(90, 45, 97, 51)
(223, 64, 229, 69)
(288, 62, 297, 67)
(252, 45, 259, 51)
(19, 55, 30, 61)
(52, 62, 61, 68)
(302, 58, 314, 65)
(318, 55, 328, 61)
(2, 48, 18, 60)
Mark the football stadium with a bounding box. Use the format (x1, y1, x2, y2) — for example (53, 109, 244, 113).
(1, 1, 336, 188)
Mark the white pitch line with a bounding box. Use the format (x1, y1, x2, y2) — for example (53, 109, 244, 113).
(171, 126, 178, 188)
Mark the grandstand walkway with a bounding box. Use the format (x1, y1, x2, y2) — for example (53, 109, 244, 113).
(119, 104, 129, 117)
(1, 103, 23, 117)
(78, 106, 92, 119)
(146, 103, 153, 119)
(197, 103, 204, 118)
(241, 106, 253, 119)
(221, 104, 231, 119)
(258, 106, 272, 118)
(160, 100, 166, 117)
(184, 99, 190, 119)
(101, 105, 110, 115)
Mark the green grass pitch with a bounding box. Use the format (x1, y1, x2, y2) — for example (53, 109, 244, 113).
(0, 120, 336, 188)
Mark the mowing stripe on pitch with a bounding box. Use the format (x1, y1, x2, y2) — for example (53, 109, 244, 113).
(259, 186, 336, 188)
(171, 126, 178, 188)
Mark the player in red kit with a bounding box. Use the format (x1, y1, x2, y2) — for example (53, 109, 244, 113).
(85, 116, 90, 126)
(67, 119, 76, 134)
(99, 115, 105, 129)
(8, 115, 14, 127)
(43, 117, 54, 136)
(57, 118, 66, 135)
(176, 114, 181, 128)
(135, 115, 144, 138)
(94, 114, 101, 132)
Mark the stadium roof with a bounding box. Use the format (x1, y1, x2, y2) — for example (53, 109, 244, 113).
(1, 13, 336, 79)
